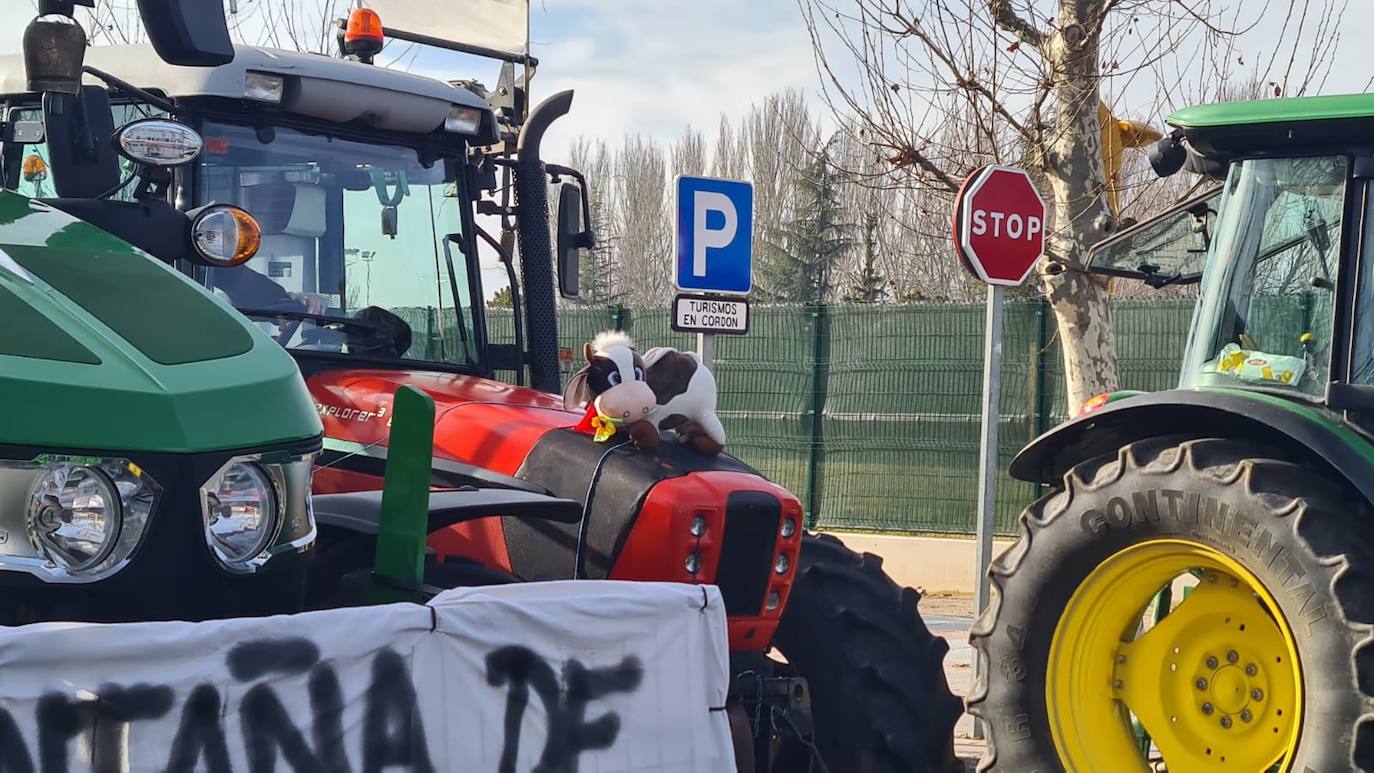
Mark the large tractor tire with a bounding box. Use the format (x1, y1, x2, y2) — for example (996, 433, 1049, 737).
(773, 532, 964, 773)
(968, 436, 1374, 771)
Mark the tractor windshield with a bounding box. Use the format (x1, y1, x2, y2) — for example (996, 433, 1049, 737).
(197, 121, 480, 367)
(1181, 155, 1346, 399)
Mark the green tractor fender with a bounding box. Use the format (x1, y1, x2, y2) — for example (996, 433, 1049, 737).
(1009, 388, 1374, 505)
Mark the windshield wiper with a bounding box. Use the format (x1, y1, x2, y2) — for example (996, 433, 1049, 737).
(1135, 262, 1196, 289)
(235, 308, 386, 333)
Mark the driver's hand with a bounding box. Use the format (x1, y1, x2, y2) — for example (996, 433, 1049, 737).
(291, 293, 328, 314)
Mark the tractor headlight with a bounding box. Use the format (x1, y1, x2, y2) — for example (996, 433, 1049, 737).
(27, 464, 120, 572)
(202, 462, 277, 567)
(200, 453, 316, 573)
(0, 456, 161, 582)
(444, 104, 482, 134)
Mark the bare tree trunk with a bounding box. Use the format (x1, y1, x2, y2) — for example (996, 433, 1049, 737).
(1040, 0, 1119, 409)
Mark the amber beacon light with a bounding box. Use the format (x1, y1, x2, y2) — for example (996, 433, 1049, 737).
(342, 8, 385, 63)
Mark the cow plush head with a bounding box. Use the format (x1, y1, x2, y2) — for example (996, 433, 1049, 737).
(563, 331, 658, 445)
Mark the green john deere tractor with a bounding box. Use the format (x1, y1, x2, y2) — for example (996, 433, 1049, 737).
(970, 94, 1374, 770)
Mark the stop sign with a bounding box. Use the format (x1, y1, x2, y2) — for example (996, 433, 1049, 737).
(952, 165, 1047, 286)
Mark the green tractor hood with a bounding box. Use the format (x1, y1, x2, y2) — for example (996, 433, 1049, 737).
(0, 192, 321, 453)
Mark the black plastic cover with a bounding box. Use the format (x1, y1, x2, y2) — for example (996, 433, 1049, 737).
(510, 428, 757, 580)
(137, 0, 235, 67)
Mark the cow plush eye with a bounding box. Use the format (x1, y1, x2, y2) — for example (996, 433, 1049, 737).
(608, 372, 622, 386)
(634, 367, 645, 380)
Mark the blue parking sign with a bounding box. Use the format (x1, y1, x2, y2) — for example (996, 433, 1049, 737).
(675, 176, 753, 296)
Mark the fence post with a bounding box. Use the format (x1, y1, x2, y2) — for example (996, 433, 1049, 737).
(803, 304, 831, 528)
(1033, 299, 1051, 500)
(611, 305, 629, 333)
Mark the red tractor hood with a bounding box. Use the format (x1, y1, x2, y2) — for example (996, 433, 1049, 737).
(308, 369, 577, 475)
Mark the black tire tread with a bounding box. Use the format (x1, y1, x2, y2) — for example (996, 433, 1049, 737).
(775, 532, 963, 773)
(966, 436, 1374, 771)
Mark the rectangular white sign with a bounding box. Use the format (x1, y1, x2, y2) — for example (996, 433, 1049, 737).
(673, 295, 750, 335)
(0, 581, 732, 772)
(362, 0, 529, 56)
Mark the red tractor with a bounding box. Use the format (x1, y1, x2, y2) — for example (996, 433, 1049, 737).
(0, 9, 960, 770)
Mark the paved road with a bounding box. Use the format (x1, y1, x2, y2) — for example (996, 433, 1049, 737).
(926, 614, 984, 766)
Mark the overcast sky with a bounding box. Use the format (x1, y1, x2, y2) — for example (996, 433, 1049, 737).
(5, 1, 1372, 159)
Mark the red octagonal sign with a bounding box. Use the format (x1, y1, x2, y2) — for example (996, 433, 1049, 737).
(952, 165, 1047, 286)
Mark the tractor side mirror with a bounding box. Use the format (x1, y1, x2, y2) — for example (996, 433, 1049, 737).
(556, 183, 587, 299)
(42, 86, 120, 199)
(135, 0, 235, 66)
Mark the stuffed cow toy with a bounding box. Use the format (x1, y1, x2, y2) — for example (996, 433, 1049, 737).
(564, 331, 726, 455)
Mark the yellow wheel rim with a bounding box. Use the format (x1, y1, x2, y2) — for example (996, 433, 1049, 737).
(1048, 539, 1302, 771)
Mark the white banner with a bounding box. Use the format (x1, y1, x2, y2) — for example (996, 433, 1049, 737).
(362, 0, 529, 57)
(0, 581, 732, 772)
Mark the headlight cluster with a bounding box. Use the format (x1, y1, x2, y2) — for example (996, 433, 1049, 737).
(200, 453, 315, 574)
(0, 451, 316, 584)
(0, 457, 162, 582)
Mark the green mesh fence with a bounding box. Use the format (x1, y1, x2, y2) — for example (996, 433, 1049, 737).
(486, 298, 1198, 536)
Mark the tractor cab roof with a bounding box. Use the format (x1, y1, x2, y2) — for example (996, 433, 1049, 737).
(1168, 92, 1374, 162)
(0, 44, 496, 141)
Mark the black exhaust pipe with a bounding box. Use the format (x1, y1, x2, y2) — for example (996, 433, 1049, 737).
(513, 90, 573, 394)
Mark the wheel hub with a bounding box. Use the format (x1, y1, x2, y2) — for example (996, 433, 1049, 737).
(1049, 541, 1302, 772)
(1204, 662, 1250, 716)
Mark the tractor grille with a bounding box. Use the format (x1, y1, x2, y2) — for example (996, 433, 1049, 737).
(716, 491, 782, 615)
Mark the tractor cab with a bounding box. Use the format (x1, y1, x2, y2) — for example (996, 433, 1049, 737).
(0, 41, 561, 382)
(1086, 95, 1374, 418)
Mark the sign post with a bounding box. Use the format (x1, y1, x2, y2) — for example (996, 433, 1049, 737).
(674, 175, 754, 368)
(952, 165, 1046, 738)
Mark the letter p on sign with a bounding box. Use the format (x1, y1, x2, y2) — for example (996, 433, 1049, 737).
(693, 191, 737, 277)
(676, 176, 753, 296)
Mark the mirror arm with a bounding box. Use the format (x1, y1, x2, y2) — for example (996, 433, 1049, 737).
(441, 234, 473, 356)
(475, 223, 526, 386)
(82, 66, 176, 114)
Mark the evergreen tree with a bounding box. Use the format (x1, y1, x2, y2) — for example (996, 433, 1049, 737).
(488, 286, 514, 308)
(845, 211, 887, 303)
(578, 203, 620, 305)
(758, 140, 855, 304)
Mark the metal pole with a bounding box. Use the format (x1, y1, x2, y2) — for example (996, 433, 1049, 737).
(971, 282, 1006, 739)
(697, 332, 716, 370)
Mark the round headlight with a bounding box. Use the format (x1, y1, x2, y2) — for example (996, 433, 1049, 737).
(115, 118, 204, 167)
(202, 463, 278, 566)
(27, 464, 122, 573)
(191, 205, 262, 267)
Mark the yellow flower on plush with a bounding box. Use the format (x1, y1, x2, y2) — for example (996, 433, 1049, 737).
(589, 413, 619, 443)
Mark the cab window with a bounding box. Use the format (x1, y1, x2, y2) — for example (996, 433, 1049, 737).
(197, 121, 479, 367)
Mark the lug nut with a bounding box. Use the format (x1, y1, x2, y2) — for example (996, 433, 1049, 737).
(1240, 709, 1252, 723)
(1220, 716, 1232, 729)
(1201, 702, 1214, 715)
(1206, 656, 1219, 669)
(1195, 677, 1208, 690)
(1117, 654, 1127, 664)
(1245, 663, 1258, 676)
(1113, 680, 1123, 689)
(1252, 688, 1263, 701)
(1227, 650, 1239, 663)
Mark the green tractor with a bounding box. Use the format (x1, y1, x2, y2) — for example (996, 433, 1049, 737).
(970, 94, 1374, 770)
